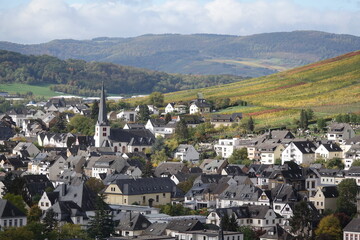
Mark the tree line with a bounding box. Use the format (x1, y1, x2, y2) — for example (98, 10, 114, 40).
(0, 50, 247, 96)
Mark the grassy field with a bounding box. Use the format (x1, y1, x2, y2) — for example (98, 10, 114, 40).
(163, 51, 360, 128)
(0, 83, 79, 98)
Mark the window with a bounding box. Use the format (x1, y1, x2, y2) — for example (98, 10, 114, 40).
(103, 127, 107, 131)
(156, 195, 159, 202)
(124, 198, 127, 204)
(103, 132, 107, 136)
(19, 219, 23, 226)
(41, 202, 44, 206)
(4, 220, 7, 227)
(163, 193, 166, 198)
(9, 219, 12, 227)
(45, 202, 49, 207)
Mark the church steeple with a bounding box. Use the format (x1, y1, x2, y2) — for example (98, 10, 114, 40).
(97, 81, 109, 126)
(94, 82, 110, 147)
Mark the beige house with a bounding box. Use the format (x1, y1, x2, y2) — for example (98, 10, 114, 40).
(258, 142, 284, 165)
(104, 178, 177, 206)
(315, 143, 342, 160)
(309, 186, 338, 214)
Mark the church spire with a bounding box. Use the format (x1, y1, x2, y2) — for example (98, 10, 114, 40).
(97, 81, 108, 126)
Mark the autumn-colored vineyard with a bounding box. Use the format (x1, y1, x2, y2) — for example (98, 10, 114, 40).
(165, 50, 360, 128)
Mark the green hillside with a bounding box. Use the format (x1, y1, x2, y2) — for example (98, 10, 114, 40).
(164, 51, 360, 127)
(1, 31, 360, 77)
(0, 50, 247, 96)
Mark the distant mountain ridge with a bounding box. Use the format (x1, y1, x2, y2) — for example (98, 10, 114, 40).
(1, 31, 360, 77)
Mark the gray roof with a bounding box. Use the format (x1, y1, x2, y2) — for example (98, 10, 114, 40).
(219, 184, 262, 201)
(344, 218, 360, 232)
(114, 178, 177, 195)
(116, 212, 151, 231)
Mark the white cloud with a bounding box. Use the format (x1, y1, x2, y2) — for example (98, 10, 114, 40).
(0, 0, 359, 43)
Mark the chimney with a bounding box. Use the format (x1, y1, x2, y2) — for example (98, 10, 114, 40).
(123, 184, 129, 194)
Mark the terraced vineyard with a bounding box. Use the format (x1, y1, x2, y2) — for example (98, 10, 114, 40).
(165, 51, 360, 128)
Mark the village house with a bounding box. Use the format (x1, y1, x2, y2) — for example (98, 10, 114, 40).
(103, 177, 180, 206)
(174, 144, 200, 163)
(210, 113, 242, 128)
(0, 199, 27, 229)
(281, 141, 317, 165)
(117, 110, 138, 122)
(314, 142, 343, 160)
(309, 186, 338, 214)
(327, 122, 355, 143)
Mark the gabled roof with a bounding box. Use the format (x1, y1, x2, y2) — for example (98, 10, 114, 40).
(50, 200, 87, 222)
(220, 184, 262, 201)
(344, 218, 360, 232)
(291, 141, 316, 154)
(319, 143, 342, 152)
(320, 186, 339, 198)
(260, 224, 295, 240)
(0, 199, 26, 217)
(109, 129, 155, 146)
(166, 218, 204, 232)
(113, 177, 177, 195)
(116, 212, 151, 231)
(154, 162, 188, 177)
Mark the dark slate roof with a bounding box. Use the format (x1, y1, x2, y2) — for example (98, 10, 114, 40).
(344, 218, 360, 232)
(114, 178, 177, 195)
(46, 191, 60, 205)
(54, 182, 100, 211)
(142, 222, 168, 236)
(149, 119, 167, 127)
(166, 219, 204, 232)
(0, 121, 15, 140)
(51, 201, 87, 222)
(321, 143, 342, 152)
(292, 141, 317, 154)
(320, 186, 339, 198)
(109, 129, 155, 146)
(116, 212, 151, 231)
(260, 224, 295, 240)
(223, 165, 245, 176)
(0, 199, 26, 217)
(154, 162, 188, 177)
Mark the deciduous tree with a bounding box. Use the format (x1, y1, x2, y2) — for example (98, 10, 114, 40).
(315, 214, 342, 240)
(336, 178, 357, 217)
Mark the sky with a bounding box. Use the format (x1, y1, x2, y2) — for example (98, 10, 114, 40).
(0, 0, 359, 44)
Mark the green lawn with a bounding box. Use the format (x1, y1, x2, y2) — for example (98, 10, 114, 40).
(1, 83, 63, 98)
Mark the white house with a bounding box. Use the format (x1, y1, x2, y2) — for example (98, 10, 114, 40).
(165, 103, 175, 113)
(315, 143, 343, 160)
(174, 144, 200, 163)
(214, 138, 242, 159)
(189, 100, 211, 115)
(117, 110, 137, 122)
(281, 141, 316, 165)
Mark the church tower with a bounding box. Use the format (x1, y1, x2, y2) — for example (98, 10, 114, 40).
(94, 82, 110, 147)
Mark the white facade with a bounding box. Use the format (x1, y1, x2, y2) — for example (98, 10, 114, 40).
(165, 103, 175, 113)
(214, 138, 241, 159)
(117, 110, 137, 122)
(281, 142, 315, 165)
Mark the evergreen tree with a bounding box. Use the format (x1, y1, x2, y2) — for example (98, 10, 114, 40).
(299, 109, 309, 129)
(317, 118, 327, 132)
(91, 100, 99, 120)
(142, 160, 154, 178)
(246, 116, 255, 132)
(165, 112, 172, 124)
(50, 113, 67, 133)
(87, 194, 114, 239)
(336, 178, 357, 217)
(175, 118, 189, 141)
(289, 201, 316, 239)
(137, 105, 150, 123)
(43, 208, 58, 233)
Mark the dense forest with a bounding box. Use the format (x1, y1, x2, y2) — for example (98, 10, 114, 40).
(1, 31, 360, 77)
(0, 50, 247, 96)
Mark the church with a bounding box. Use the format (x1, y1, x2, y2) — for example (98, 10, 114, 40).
(94, 83, 155, 153)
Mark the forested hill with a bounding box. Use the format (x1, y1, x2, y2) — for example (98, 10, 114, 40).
(1, 31, 360, 77)
(0, 50, 247, 96)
